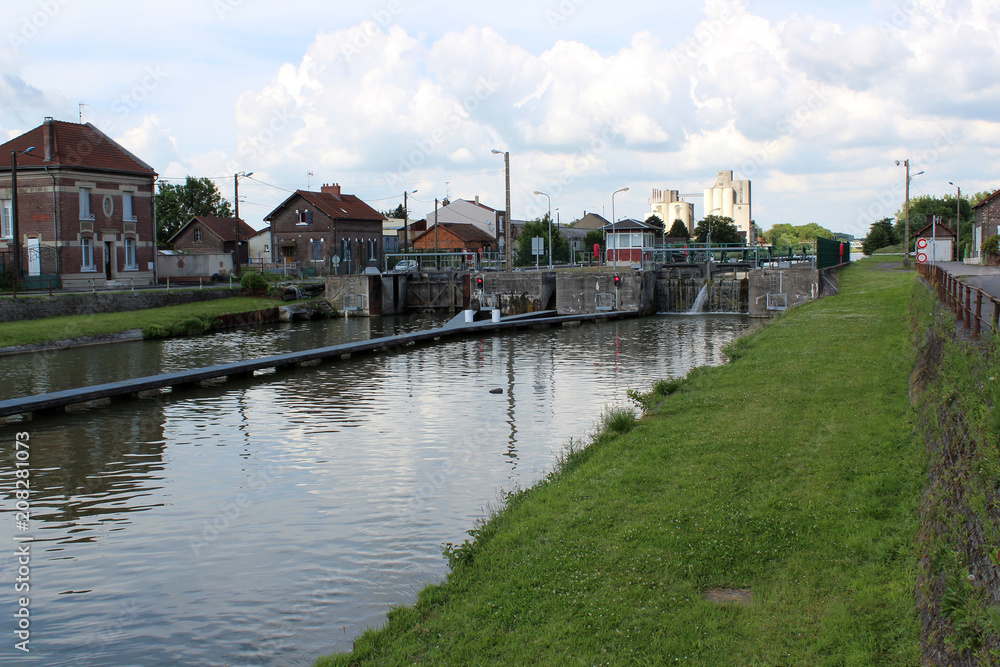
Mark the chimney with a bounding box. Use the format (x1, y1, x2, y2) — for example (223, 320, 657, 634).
(475, 195, 479, 205)
(44, 116, 55, 161)
(321, 183, 341, 198)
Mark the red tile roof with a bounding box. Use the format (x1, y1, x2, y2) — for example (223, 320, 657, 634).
(973, 189, 1000, 209)
(167, 216, 258, 244)
(412, 222, 497, 244)
(0, 119, 156, 175)
(264, 189, 384, 222)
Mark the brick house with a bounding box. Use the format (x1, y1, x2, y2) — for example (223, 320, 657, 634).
(0, 117, 157, 288)
(411, 222, 496, 252)
(973, 189, 1000, 262)
(168, 216, 257, 265)
(264, 184, 384, 274)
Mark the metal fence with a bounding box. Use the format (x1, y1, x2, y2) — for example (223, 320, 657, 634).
(919, 263, 1000, 339)
(815, 237, 851, 270)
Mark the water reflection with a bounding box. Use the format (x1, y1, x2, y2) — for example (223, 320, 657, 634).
(0, 314, 750, 666)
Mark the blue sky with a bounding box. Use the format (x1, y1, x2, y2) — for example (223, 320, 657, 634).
(3, 0, 999, 237)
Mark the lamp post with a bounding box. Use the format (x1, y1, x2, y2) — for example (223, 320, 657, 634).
(234, 170, 253, 275)
(895, 160, 923, 268)
(402, 189, 417, 253)
(609, 187, 629, 268)
(533, 190, 552, 269)
(10, 146, 36, 297)
(949, 181, 961, 262)
(491, 149, 511, 271)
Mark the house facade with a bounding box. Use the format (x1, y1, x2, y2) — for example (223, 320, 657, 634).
(973, 189, 1000, 263)
(247, 227, 272, 265)
(264, 183, 384, 274)
(169, 216, 256, 265)
(603, 218, 662, 267)
(423, 197, 504, 247)
(411, 222, 496, 253)
(0, 117, 157, 288)
(913, 217, 957, 263)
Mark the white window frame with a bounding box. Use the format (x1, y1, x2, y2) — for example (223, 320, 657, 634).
(79, 187, 94, 220)
(122, 191, 136, 221)
(81, 237, 96, 271)
(124, 237, 138, 270)
(1, 199, 11, 239)
(193, 228, 202, 243)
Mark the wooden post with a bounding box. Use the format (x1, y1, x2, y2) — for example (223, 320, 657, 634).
(974, 289, 983, 339)
(964, 284, 971, 330)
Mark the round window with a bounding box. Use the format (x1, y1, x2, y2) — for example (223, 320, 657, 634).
(103, 194, 114, 217)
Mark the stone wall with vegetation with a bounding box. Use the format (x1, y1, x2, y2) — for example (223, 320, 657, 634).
(0, 288, 238, 323)
(912, 281, 1000, 664)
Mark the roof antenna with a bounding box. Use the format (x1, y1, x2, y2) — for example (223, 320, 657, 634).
(307, 171, 314, 190)
(78, 102, 88, 123)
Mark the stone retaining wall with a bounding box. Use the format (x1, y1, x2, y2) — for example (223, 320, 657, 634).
(0, 288, 239, 323)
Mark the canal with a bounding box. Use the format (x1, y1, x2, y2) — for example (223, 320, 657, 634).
(0, 313, 751, 666)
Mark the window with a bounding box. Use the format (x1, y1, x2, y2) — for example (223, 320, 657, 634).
(124, 238, 137, 269)
(79, 187, 94, 220)
(102, 194, 113, 217)
(81, 237, 95, 270)
(122, 192, 135, 221)
(297, 209, 312, 225)
(1, 200, 10, 238)
(193, 228, 202, 243)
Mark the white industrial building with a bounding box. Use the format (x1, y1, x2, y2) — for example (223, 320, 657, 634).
(650, 170, 753, 242)
(650, 189, 694, 235)
(704, 170, 752, 241)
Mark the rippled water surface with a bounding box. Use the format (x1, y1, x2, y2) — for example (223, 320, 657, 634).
(0, 314, 750, 666)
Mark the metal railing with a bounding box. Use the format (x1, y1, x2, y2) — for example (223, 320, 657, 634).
(384, 252, 504, 272)
(919, 263, 1000, 339)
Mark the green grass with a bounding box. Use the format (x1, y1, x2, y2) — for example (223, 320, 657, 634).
(0, 296, 282, 347)
(318, 260, 922, 666)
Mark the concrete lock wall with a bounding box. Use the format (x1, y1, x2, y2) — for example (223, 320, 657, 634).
(325, 274, 373, 316)
(556, 271, 655, 314)
(748, 267, 821, 317)
(0, 287, 238, 323)
(157, 253, 234, 281)
(482, 273, 555, 315)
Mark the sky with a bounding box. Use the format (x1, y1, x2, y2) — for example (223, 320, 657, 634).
(2, 0, 999, 238)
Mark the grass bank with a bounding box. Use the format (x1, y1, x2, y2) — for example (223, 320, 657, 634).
(319, 258, 922, 665)
(0, 296, 282, 347)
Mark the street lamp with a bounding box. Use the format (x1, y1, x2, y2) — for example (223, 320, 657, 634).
(949, 181, 961, 262)
(402, 189, 417, 253)
(895, 160, 923, 268)
(533, 190, 552, 269)
(10, 146, 36, 296)
(234, 170, 253, 275)
(609, 187, 629, 268)
(491, 149, 511, 271)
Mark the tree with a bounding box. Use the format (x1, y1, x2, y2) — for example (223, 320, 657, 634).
(693, 215, 740, 244)
(645, 214, 664, 231)
(583, 229, 605, 260)
(514, 214, 569, 267)
(764, 223, 835, 246)
(893, 194, 973, 251)
(156, 176, 233, 245)
(862, 217, 897, 255)
(382, 204, 406, 220)
(666, 219, 690, 240)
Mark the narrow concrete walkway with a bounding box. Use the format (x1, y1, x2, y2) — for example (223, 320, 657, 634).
(933, 262, 1000, 300)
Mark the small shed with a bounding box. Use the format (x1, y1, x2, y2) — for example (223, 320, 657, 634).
(913, 216, 956, 263)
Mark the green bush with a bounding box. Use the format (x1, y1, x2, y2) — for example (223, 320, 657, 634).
(982, 235, 1000, 257)
(240, 271, 268, 291)
(600, 406, 637, 434)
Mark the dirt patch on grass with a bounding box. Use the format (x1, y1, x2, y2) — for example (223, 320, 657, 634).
(703, 588, 752, 605)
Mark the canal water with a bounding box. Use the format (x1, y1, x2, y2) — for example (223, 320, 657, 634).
(0, 313, 751, 666)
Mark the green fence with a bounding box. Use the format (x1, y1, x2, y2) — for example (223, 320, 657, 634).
(816, 237, 851, 270)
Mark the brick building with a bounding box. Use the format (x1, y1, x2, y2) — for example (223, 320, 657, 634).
(973, 189, 1000, 262)
(264, 184, 384, 274)
(0, 117, 157, 288)
(411, 222, 496, 252)
(168, 216, 257, 265)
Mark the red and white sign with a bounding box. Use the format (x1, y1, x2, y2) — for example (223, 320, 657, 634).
(916, 252, 928, 263)
(916, 238, 928, 249)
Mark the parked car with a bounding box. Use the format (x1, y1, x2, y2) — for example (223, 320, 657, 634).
(393, 260, 419, 272)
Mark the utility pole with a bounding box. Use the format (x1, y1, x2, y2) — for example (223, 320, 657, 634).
(403, 190, 410, 253)
(234, 171, 252, 275)
(492, 149, 512, 271)
(434, 197, 439, 261)
(903, 159, 911, 268)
